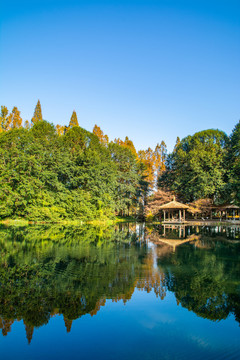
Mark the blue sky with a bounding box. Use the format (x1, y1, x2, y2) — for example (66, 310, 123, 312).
(1, 0, 239, 151)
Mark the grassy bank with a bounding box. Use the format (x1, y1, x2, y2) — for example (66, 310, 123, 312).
(0, 216, 138, 227)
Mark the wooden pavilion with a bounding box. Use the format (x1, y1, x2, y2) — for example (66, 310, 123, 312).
(158, 197, 189, 223)
(211, 204, 240, 221)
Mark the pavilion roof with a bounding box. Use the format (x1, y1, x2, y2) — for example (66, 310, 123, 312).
(212, 204, 240, 210)
(158, 200, 189, 210)
(225, 204, 240, 209)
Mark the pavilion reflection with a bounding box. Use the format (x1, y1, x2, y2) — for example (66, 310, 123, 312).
(147, 224, 240, 244)
(155, 229, 240, 325)
(147, 224, 201, 252)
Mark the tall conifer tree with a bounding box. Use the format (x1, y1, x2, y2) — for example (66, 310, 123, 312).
(69, 110, 79, 128)
(31, 100, 43, 124)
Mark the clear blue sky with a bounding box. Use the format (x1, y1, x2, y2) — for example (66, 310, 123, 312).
(1, 0, 239, 151)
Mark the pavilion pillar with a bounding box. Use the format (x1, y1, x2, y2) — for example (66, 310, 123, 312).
(163, 210, 166, 222)
(183, 210, 185, 221)
(179, 210, 181, 222)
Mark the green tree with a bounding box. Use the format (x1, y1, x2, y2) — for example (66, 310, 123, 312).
(109, 142, 140, 216)
(227, 120, 240, 204)
(159, 129, 228, 202)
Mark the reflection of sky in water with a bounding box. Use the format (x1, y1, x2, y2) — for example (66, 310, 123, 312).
(3, 290, 239, 360)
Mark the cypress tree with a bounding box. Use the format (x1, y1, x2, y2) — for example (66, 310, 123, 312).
(69, 110, 79, 128)
(31, 100, 43, 124)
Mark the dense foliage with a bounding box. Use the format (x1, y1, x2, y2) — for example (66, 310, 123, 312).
(158, 127, 240, 204)
(0, 101, 239, 221)
(0, 101, 169, 221)
(226, 121, 240, 203)
(0, 119, 146, 221)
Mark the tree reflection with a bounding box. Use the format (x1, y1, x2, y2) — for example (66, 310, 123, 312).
(0, 223, 240, 344)
(0, 224, 148, 343)
(151, 225, 240, 324)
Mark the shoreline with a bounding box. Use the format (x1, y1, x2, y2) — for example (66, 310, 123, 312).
(1, 218, 240, 226)
(0, 216, 138, 226)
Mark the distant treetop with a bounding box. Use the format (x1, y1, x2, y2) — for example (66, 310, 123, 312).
(31, 100, 43, 124)
(69, 110, 79, 128)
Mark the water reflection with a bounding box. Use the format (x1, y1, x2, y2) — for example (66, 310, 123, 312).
(0, 224, 149, 343)
(148, 224, 240, 324)
(148, 223, 240, 240)
(0, 223, 240, 345)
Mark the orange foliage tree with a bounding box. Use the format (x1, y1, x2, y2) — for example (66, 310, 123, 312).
(93, 124, 109, 145)
(144, 189, 176, 217)
(9, 106, 22, 128)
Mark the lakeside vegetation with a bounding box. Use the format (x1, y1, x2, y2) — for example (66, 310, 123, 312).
(0, 101, 239, 222)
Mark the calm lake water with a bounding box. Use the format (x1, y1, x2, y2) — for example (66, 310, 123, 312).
(0, 223, 240, 360)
